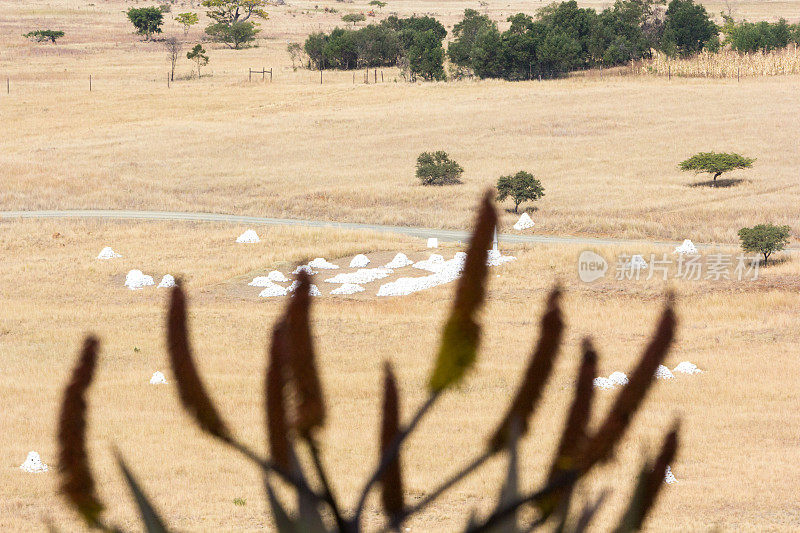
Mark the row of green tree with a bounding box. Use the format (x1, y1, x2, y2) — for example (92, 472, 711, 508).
(302, 0, 800, 81)
(304, 15, 448, 79)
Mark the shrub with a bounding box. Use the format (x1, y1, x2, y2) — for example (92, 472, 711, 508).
(724, 18, 796, 53)
(738, 224, 791, 264)
(205, 20, 259, 49)
(23, 30, 64, 44)
(678, 152, 754, 185)
(416, 151, 463, 185)
(407, 29, 445, 80)
(55, 193, 681, 531)
(496, 171, 545, 213)
(126, 7, 164, 40)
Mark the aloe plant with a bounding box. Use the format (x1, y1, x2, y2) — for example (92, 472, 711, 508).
(56, 192, 680, 532)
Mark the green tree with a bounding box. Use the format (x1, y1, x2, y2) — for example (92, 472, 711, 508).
(407, 29, 445, 80)
(287, 42, 304, 70)
(448, 9, 496, 68)
(662, 0, 717, 56)
(738, 224, 791, 264)
(416, 151, 463, 185)
(342, 13, 366, 27)
(23, 30, 64, 44)
(679, 152, 754, 185)
(126, 7, 164, 40)
(175, 12, 199, 35)
(496, 171, 545, 213)
(205, 20, 259, 48)
(202, 0, 267, 24)
(187, 43, 209, 76)
(369, 0, 387, 11)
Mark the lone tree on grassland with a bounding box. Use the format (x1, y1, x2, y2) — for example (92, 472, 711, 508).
(416, 151, 463, 185)
(496, 171, 545, 213)
(175, 12, 199, 34)
(369, 0, 387, 11)
(24, 30, 64, 44)
(126, 7, 164, 40)
(202, 0, 267, 48)
(342, 13, 366, 26)
(165, 37, 182, 81)
(187, 44, 209, 77)
(738, 224, 791, 264)
(205, 20, 259, 48)
(679, 152, 754, 185)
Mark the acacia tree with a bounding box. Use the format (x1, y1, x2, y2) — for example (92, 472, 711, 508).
(369, 0, 387, 11)
(738, 224, 791, 264)
(24, 30, 64, 44)
(187, 44, 209, 77)
(496, 171, 545, 213)
(679, 152, 754, 185)
(175, 12, 199, 35)
(202, 0, 267, 48)
(126, 7, 164, 40)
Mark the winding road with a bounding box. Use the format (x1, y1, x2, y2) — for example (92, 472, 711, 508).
(0, 209, 781, 251)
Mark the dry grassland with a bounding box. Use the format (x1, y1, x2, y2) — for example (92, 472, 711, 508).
(2, 1, 800, 243)
(1, 218, 799, 531)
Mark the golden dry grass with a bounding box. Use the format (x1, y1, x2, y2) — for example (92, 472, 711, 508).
(2, 1, 800, 243)
(1, 218, 799, 531)
(3, 1, 800, 531)
(642, 47, 800, 78)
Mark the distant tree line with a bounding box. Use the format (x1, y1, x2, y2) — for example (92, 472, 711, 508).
(303, 0, 800, 81)
(304, 15, 447, 79)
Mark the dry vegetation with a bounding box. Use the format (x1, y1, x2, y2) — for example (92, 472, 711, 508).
(1, 219, 799, 531)
(2, 0, 800, 531)
(2, 0, 800, 243)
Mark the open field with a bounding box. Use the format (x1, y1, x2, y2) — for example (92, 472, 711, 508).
(3, 0, 800, 244)
(1, 218, 799, 530)
(3, 0, 800, 530)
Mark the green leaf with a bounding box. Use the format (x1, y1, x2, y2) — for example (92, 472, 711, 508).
(428, 192, 496, 392)
(114, 450, 169, 533)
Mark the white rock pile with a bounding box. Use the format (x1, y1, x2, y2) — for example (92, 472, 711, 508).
(157, 275, 176, 288)
(331, 283, 365, 295)
(288, 281, 322, 296)
(674, 361, 702, 374)
(385, 253, 413, 268)
(378, 256, 465, 297)
(19, 452, 48, 473)
(349, 254, 370, 268)
(674, 239, 698, 255)
(292, 265, 316, 275)
(413, 254, 446, 273)
(487, 249, 516, 266)
(259, 283, 288, 297)
(97, 247, 122, 260)
(608, 371, 629, 386)
(150, 371, 168, 385)
(654, 365, 675, 380)
(325, 268, 392, 285)
(124, 270, 154, 290)
(249, 276, 276, 287)
(592, 377, 616, 390)
(513, 212, 535, 230)
(308, 257, 339, 269)
(268, 270, 288, 283)
(236, 229, 260, 243)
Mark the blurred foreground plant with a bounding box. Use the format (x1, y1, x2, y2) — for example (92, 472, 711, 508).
(57, 192, 680, 532)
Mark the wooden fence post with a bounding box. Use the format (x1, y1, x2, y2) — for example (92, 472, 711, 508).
(167, 72, 170, 88)
(381, 70, 384, 82)
(262, 67, 265, 81)
(89, 74, 92, 91)
(668, 65, 671, 80)
(320, 69, 323, 84)
(269, 68, 272, 82)
(249, 68, 252, 82)
(6, 77, 9, 94)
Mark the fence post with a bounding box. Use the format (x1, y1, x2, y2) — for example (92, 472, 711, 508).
(249, 68, 252, 82)
(320, 69, 322, 84)
(167, 72, 170, 88)
(269, 68, 272, 83)
(89, 74, 92, 92)
(374, 68, 377, 83)
(737, 67, 740, 82)
(668, 65, 671, 81)
(381, 70, 384, 82)
(262, 67, 265, 81)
